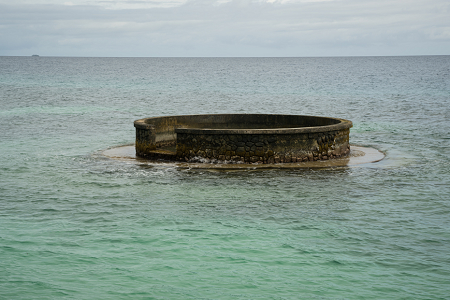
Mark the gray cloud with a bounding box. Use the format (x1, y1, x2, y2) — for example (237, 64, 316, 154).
(0, 0, 449, 56)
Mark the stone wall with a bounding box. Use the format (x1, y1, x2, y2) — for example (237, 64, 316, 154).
(176, 129, 350, 163)
(134, 114, 352, 164)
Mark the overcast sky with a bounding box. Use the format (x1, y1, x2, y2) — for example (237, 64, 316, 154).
(1, 0, 449, 57)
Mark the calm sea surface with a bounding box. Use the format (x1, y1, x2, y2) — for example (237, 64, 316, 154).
(1, 56, 449, 299)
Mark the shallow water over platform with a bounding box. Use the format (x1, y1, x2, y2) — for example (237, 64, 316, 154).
(102, 145, 384, 169)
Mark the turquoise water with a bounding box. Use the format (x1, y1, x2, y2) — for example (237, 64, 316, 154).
(1, 56, 449, 299)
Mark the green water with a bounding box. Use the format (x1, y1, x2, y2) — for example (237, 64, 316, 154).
(1, 56, 449, 299)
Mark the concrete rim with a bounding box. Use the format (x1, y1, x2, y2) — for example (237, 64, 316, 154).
(134, 113, 353, 134)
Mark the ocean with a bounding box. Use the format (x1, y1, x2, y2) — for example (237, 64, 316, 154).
(1, 56, 449, 299)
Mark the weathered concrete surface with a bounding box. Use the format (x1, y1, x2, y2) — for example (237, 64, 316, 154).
(134, 114, 352, 163)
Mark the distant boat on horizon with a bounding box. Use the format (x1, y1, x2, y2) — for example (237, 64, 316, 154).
(32, 54, 39, 57)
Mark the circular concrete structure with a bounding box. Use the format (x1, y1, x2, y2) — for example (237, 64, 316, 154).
(134, 114, 352, 164)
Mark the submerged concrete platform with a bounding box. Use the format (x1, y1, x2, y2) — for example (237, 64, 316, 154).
(102, 145, 384, 170)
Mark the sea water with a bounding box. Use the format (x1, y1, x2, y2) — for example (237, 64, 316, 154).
(1, 56, 449, 299)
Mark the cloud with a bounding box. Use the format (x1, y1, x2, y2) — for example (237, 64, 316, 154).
(3, 0, 188, 9)
(0, 0, 449, 56)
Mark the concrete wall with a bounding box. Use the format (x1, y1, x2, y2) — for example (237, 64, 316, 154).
(134, 114, 352, 163)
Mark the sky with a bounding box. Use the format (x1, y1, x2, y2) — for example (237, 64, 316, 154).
(0, 0, 449, 57)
